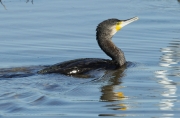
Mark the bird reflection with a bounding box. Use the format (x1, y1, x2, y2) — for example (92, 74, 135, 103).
(98, 64, 128, 116)
(100, 67, 126, 101)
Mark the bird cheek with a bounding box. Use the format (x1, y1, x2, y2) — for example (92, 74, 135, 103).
(111, 28, 117, 36)
(116, 25, 121, 31)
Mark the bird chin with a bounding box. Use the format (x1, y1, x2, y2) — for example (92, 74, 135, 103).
(110, 27, 118, 36)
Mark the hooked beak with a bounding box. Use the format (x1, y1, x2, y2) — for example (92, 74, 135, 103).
(121, 16, 139, 28)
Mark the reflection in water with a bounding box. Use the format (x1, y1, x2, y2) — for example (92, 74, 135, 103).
(0, 0, 33, 10)
(99, 66, 128, 116)
(100, 68, 126, 101)
(0, 0, 6, 10)
(160, 40, 180, 76)
(26, 0, 33, 4)
(155, 40, 179, 115)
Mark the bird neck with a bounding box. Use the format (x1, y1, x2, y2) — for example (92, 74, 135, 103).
(96, 33, 126, 66)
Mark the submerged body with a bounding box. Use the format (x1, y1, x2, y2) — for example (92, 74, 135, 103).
(38, 17, 138, 75)
(38, 58, 124, 75)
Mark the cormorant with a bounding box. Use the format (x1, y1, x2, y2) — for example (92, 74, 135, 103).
(38, 17, 139, 75)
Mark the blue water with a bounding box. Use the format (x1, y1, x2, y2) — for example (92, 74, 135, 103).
(0, 0, 180, 117)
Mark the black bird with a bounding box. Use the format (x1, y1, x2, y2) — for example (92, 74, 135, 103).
(38, 17, 139, 75)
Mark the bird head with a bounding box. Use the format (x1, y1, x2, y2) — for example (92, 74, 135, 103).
(96, 17, 139, 37)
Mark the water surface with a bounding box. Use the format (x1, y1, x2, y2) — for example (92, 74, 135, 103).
(0, 0, 180, 117)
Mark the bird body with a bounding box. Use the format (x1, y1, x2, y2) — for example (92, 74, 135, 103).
(38, 17, 138, 75)
(38, 58, 120, 75)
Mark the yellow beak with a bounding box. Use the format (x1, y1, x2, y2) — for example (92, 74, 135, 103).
(116, 16, 139, 31)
